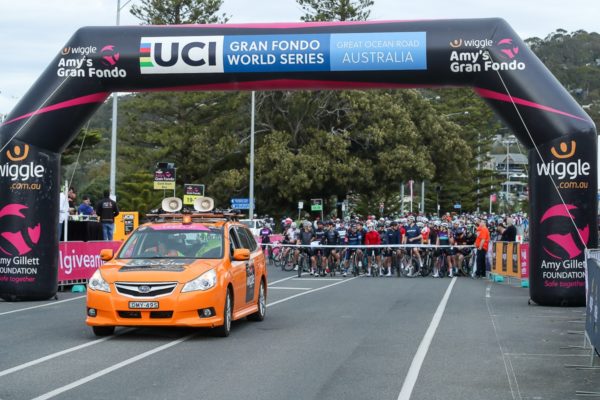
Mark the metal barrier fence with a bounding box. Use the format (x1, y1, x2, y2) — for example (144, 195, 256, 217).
(585, 250, 600, 362)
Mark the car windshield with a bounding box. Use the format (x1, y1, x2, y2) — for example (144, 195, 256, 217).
(117, 225, 224, 259)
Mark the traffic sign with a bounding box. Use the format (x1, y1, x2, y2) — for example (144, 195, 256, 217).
(230, 198, 253, 209)
(298, 201, 304, 209)
(311, 198, 323, 211)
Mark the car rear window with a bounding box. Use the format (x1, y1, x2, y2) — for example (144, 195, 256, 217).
(117, 227, 224, 259)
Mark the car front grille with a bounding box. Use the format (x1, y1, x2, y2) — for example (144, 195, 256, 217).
(114, 282, 178, 298)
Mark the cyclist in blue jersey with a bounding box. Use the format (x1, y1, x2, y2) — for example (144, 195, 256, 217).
(324, 221, 340, 273)
(403, 216, 423, 276)
(344, 224, 363, 277)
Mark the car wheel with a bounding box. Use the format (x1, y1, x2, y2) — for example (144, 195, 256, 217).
(92, 326, 115, 337)
(248, 280, 266, 322)
(214, 289, 232, 337)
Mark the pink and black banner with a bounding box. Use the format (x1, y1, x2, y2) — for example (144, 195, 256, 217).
(0, 19, 596, 304)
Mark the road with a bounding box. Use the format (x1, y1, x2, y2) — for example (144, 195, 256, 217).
(0, 267, 596, 400)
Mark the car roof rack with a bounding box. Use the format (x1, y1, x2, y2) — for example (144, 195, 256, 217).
(146, 209, 245, 223)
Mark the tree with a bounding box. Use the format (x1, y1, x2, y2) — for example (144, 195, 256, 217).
(297, 0, 374, 21)
(130, 0, 229, 24)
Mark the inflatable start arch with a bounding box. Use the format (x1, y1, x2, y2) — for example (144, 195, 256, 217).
(0, 19, 596, 305)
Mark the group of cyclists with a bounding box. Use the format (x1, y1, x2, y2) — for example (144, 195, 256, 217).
(258, 214, 497, 278)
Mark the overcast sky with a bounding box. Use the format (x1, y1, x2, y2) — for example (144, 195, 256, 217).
(0, 0, 598, 116)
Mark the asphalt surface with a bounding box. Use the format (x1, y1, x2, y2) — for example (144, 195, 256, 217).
(0, 265, 598, 400)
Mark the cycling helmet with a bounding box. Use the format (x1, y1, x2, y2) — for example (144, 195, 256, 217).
(291, 222, 297, 228)
(303, 221, 312, 228)
(433, 221, 441, 226)
(417, 222, 424, 228)
(408, 215, 415, 221)
(265, 223, 271, 228)
(441, 222, 448, 228)
(285, 218, 292, 225)
(317, 220, 324, 225)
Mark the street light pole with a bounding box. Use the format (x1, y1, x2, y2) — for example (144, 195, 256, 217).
(248, 91, 255, 220)
(109, 0, 132, 201)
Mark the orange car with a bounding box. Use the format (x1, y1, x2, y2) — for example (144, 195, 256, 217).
(86, 205, 267, 337)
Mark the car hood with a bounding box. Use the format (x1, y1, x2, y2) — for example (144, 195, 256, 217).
(99, 258, 221, 283)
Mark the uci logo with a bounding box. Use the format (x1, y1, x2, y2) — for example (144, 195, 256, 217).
(550, 140, 576, 159)
(140, 36, 224, 74)
(6, 144, 29, 162)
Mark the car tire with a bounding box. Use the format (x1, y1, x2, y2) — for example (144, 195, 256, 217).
(92, 326, 115, 337)
(213, 289, 232, 337)
(247, 280, 266, 322)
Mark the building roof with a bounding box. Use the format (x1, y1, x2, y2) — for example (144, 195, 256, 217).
(490, 153, 528, 165)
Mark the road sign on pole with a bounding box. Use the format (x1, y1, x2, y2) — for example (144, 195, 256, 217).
(230, 198, 253, 210)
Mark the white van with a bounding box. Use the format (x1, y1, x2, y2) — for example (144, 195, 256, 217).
(239, 219, 265, 236)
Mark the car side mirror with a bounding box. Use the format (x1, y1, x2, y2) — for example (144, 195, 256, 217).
(233, 248, 250, 261)
(100, 249, 114, 261)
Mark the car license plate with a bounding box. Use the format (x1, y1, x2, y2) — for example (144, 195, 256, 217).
(129, 301, 159, 309)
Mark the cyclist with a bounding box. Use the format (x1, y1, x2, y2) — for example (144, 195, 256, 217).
(259, 223, 273, 262)
(386, 221, 401, 275)
(323, 221, 340, 274)
(378, 222, 391, 276)
(364, 222, 382, 276)
(344, 223, 363, 277)
(453, 221, 469, 275)
(403, 216, 423, 277)
(296, 221, 317, 275)
(435, 222, 455, 277)
(313, 220, 327, 276)
(283, 221, 298, 268)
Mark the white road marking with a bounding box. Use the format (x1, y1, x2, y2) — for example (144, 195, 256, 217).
(485, 286, 523, 400)
(268, 275, 299, 285)
(268, 277, 357, 307)
(0, 296, 85, 316)
(27, 276, 358, 399)
(293, 278, 342, 281)
(30, 334, 194, 400)
(397, 277, 457, 400)
(268, 287, 310, 290)
(0, 329, 133, 378)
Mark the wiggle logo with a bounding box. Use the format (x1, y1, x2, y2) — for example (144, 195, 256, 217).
(6, 144, 29, 162)
(551, 140, 576, 159)
(61, 47, 71, 56)
(449, 39, 462, 48)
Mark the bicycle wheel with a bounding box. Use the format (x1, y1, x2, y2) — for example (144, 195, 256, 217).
(297, 254, 303, 277)
(419, 256, 432, 277)
(282, 252, 295, 271)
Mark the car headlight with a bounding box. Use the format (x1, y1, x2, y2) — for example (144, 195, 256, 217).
(88, 270, 110, 292)
(182, 269, 217, 293)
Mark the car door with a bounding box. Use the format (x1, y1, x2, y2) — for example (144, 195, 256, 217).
(228, 227, 247, 313)
(234, 226, 258, 304)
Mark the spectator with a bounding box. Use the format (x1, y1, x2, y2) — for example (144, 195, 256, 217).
(68, 187, 77, 211)
(59, 190, 69, 240)
(95, 190, 119, 240)
(501, 217, 517, 241)
(475, 219, 490, 278)
(77, 195, 95, 216)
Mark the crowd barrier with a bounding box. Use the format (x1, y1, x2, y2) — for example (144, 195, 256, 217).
(585, 255, 600, 358)
(58, 241, 122, 286)
(491, 241, 529, 287)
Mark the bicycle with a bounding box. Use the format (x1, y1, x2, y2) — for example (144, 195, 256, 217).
(297, 249, 310, 278)
(276, 246, 296, 272)
(399, 249, 418, 277)
(459, 248, 476, 277)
